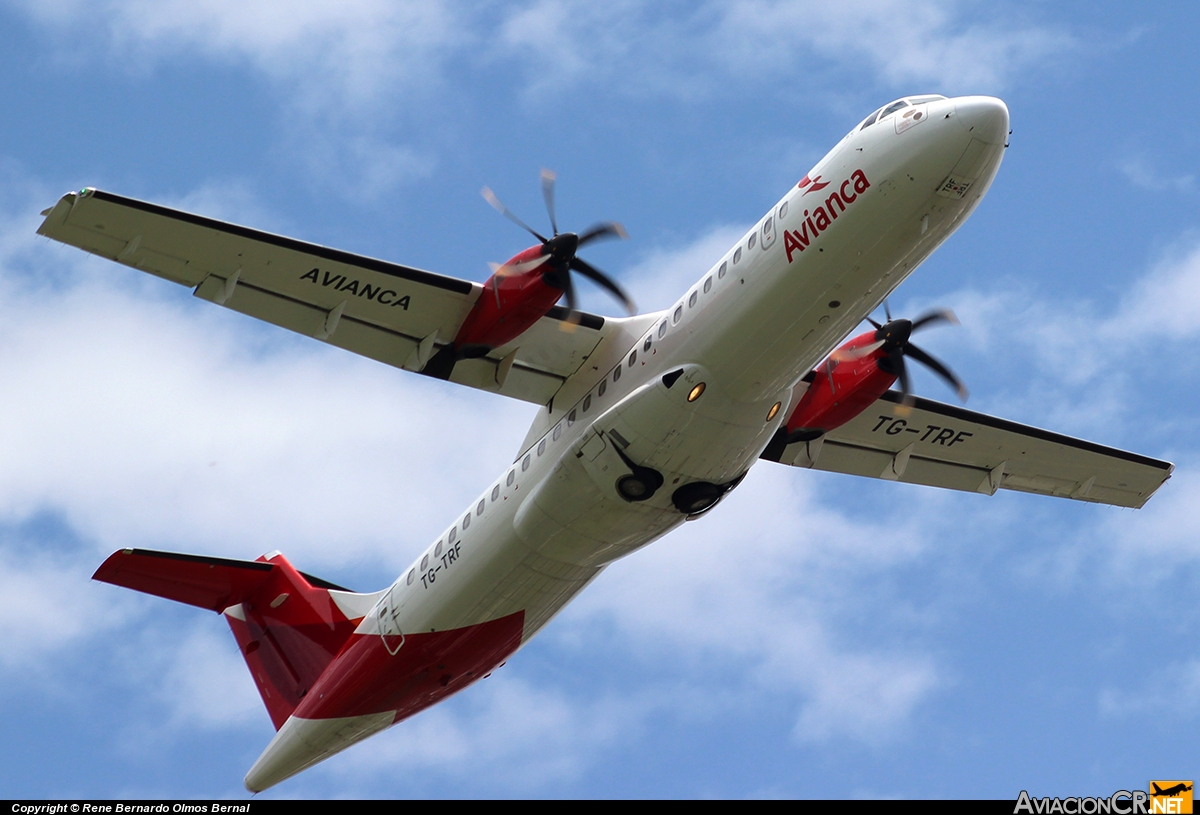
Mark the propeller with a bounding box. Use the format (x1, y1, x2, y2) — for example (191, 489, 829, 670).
(482, 170, 635, 317)
(867, 307, 968, 404)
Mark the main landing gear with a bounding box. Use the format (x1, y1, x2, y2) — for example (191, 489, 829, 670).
(609, 436, 745, 516)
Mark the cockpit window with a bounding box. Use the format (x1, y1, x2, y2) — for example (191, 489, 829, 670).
(906, 94, 946, 104)
(878, 100, 909, 121)
(859, 108, 882, 130)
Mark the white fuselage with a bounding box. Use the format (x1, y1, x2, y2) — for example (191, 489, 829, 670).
(372, 95, 1009, 647)
(245, 95, 1011, 790)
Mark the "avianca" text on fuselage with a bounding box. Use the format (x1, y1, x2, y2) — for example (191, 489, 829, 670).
(784, 169, 871, 262)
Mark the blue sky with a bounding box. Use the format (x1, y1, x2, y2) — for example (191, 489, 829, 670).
(0, 0, 1197, 800)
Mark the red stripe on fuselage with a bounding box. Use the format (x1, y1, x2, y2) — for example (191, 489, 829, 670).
(293, 611, 526, 723)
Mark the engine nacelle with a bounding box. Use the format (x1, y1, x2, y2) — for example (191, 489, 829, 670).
(783, 330, 896, 441)
(452, 245, 561, 358)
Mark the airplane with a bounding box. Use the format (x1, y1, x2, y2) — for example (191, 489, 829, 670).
(36, 94, 1173, 792)
(1152, 783, 1193, 797)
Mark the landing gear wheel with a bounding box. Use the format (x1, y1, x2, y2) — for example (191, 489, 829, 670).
(617, 474, 658, 502)
(671, 481, 725, 514)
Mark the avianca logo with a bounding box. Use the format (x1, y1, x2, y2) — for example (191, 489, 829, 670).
(785, 169, 871, 263)
(799, 174, 830, 195)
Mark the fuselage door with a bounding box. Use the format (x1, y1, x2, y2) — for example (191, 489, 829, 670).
(761, 215, 776, 249)
(378, 584, 406, 655)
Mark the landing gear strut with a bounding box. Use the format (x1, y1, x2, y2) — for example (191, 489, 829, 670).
(610, 439, 664, 502)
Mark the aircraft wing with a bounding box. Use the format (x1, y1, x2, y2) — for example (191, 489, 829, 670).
(37, 188, 614, 405)
(760, 390, 1173, 508)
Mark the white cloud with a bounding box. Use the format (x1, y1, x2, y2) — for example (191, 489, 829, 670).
(1116, 239, 1200, 340)
(1099, 657, 1200, 719)
(14, 0, 465, 111)
(14, 0, 1073, 110)
(0, 544, 129, 670)
(1119, 154, 1195, 194)
(495, 0, 1074, 100)
(565, 463, 941, 745)
(319, 674, 635, 793)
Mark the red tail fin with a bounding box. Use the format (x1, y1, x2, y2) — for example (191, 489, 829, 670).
(93, 548, 379, 729)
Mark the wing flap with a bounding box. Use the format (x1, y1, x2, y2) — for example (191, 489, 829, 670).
(764, 391, 1172, 508)
(38, 189, 614, 405)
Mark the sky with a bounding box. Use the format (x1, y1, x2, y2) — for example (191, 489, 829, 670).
(0, 0, 1197, 800)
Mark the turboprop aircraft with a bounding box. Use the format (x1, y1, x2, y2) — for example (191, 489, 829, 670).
(36, 94, 1173, 792)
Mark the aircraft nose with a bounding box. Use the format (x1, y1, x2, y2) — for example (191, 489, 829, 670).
(953, 96, 1009, 145)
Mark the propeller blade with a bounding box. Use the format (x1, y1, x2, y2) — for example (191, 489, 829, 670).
(570, 256, 637, 314)
(831, 339, 884, 362)
(558, 273, 583, 332)
(482, 187, 547, 243)
(894, 353, 914, 406)
(489, 256, 550, 308)
(541, 169, 558, 237)
(578, 221, 629, 247)
(911, 308, 959, 333)
(489, 256, 549, 278)
(867, 317, 882, 330)
(884, 300, 893, 322)
(906, 342, 969, 400)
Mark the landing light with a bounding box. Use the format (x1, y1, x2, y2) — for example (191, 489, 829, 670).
(687, 383, 706, 402)
(766, 401, 781, 422)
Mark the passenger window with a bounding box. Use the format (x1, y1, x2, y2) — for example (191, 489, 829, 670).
(583, 395, 592, 412)
(463, 513, 470, 530)
(748, 233, 756, 249)
(553, 422, 563, 440)
(435, 541, 443, 557)
(628, 350, 637, 366)
(613, 365, 621, 382)
(734, 247, 742, 263)
(673, 305, 683, 323)
(599, 380, 607, 397)
(538, 439, 546, 455)
(644, 336, 652, 352)
(719, 261, 727, 278)
(658, 320, 667, 338)
(779, 201, 788, 219)
(477, 498, 486, 515)
(568, 409, 576, 426)
(763, 217, 773, 239)
(449, 527, 457, 543)
(492, 484, 500, 501)
(522, 454, 530, 471)
(689, 291, 697, 307)
(703, 277, 712, 293)
(407, 568, 414, 585)
(507, 470, 515, 486)
(421, 554, 429, 570)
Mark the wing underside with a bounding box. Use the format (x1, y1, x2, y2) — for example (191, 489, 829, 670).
(38, 188, 614, 405)
(761, 390, 1172, 508)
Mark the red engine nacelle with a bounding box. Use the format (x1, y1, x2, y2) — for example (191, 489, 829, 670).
(783, 330, 897, 442)
(452, 244, 561, 358)
(783, 309, 966, 442)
